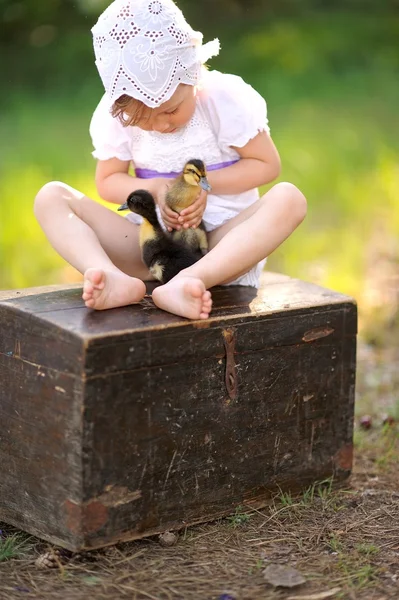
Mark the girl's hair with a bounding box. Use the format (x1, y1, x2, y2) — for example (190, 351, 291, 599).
(111, 94, 150, 127)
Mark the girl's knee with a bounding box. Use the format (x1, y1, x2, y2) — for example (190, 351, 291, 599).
(273, 182, 307, 224)
(34, 181, 68, 215)
(34, 181, 83, 218)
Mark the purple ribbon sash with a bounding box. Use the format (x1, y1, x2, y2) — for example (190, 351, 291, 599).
(135, 160, 239, 180)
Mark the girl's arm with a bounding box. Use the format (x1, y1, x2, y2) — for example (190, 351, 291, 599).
(207, 131, 281, 195)
(94, 158, 170, 205)
(177, 131, 281, 228)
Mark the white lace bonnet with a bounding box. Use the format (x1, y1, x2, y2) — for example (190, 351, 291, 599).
(92, 0, 220, 108)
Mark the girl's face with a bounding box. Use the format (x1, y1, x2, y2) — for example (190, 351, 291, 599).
(127, 84, 196, 134)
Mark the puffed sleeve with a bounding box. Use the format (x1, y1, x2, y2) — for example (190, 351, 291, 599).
(202, 71, 270, 150)
(89, 94, 132, 161)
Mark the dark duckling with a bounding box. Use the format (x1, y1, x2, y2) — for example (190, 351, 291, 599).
(118, 190, 202, 284)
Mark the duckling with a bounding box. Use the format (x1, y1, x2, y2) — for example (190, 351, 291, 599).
(118, 190, 202, 284)
(166, 159, 211, 256)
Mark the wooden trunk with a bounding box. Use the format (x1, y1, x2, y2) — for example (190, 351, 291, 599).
(0, 273, 357, 551)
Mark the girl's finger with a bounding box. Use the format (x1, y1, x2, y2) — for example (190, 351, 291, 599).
(180, 201, 204, 217)
(162, 212, 179, 225)
(165, 205, 179, 216)
(165, 222, 181, 231)
(161, 213, 179, 229)
(163, 207, 179, 221)
(163, 217, 175, 230)
(182, 214, 202, 228)
(180, 191, 207, 216)
(187, 219, 202, 228)
(179, 209, 203, 224)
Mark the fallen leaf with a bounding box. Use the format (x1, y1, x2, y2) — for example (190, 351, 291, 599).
(263, 564, 306, 588)
(287, 588, 342, 600)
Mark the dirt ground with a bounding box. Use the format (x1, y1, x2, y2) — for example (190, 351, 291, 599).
(1, 341, 398, 600)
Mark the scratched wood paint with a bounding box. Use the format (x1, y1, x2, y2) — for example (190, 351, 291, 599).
(0, 273, 357, 550)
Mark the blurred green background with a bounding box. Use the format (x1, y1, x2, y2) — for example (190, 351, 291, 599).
(1, 0, 398, 338)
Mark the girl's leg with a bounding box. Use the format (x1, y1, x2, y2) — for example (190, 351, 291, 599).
(152, 182, 307, 319)
(34, 181, 148, 310)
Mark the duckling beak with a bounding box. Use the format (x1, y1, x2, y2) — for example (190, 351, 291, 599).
(117, 202, 129, 211)
(200, 177, 212, 192)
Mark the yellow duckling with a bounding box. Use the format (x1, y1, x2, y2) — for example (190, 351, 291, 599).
(166, 159, 211, 256)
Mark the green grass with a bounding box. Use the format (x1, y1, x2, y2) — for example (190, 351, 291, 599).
(1, 12, 398, 335)
(226, 506, 252, 527)
(0, 533, 33, 562)
(301, 477, 334, 505)
(356, 543, 379, 557)
(275, 477, 337, 511)
(327, 533, 344, 554)
(354, 424, 399, 469)
(277, 489, 295, 507)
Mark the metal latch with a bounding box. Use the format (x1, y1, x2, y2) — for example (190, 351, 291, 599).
(222, 328, 238, 401)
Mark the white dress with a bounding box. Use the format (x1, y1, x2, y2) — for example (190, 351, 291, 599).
(90, 69, 270, 287)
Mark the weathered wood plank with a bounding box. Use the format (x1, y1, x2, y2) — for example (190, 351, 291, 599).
(84, 305, 355, 376)
(0, 283, 81, 301)
(0, 276, 355, 336)
(0, 306, 85, 375)
(0, 354, 84, 547)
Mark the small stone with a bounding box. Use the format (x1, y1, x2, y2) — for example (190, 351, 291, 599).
(263, 564, 306, 588)
(359, 415, 372, 429)
(35, 550, 61, 569)
(159, 531, 178, 547)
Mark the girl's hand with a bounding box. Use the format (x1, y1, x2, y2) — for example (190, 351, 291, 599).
(178, 189, 208, 229)
(150, 178, 180, 231)
(159, 198, 181, 231)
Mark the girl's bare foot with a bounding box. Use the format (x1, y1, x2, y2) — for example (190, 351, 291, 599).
(82, 268, 146, 310)
(152, 276, 212, 320)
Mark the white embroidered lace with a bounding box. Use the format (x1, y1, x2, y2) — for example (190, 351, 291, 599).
(92, 0, 220, 107)
(130, 107, 232, 172)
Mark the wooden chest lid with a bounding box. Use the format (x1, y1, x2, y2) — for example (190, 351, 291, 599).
(0, 272, 356, 341)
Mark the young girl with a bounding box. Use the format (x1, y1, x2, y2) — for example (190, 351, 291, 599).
(34, 0, 306, 320)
